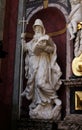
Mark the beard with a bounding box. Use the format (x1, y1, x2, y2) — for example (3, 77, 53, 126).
(33, 33, 43, 41)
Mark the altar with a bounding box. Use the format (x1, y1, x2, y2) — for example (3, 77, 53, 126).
(10, 0, 82, 130)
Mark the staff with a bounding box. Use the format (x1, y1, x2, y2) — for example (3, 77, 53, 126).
(19, 17, 27, 118)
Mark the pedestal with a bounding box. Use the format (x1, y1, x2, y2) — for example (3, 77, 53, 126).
(58, 78, 82, 130)
(62, 78, 82, 115)
(16, 118, 58, 130)
(58, 115, 82, 130)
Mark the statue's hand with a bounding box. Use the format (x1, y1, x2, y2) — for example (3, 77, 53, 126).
(21, 33, 26, 39)
(45, 46, 54, 53)
(36, 40, 47, 49)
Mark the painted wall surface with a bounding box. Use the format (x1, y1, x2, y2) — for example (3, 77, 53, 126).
(0, 0, 6, 40)
(0, 0, 19, 129)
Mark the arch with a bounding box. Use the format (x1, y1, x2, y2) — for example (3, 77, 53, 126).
(26, 3, 68, 23)
(25, 5, 71, 79)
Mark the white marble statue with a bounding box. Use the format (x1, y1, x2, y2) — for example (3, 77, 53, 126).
(21, 19, 62, 120)
(67, 0, 82, 40)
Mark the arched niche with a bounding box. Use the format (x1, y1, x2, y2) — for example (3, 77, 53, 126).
(21, 6, 71, 118)
(25, 7, 66, 79)
(13, 1, 72, 121)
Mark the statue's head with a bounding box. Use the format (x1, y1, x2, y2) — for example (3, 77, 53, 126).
(33, 19, 45, 35)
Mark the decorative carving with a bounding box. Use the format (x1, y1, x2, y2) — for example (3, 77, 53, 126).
(67, 0, 82, 77)
(62, 79, 82, 116)
(58, 115, 82, 130)
(74, 29, 82, 57)
(62, 78, 82, 87)
(58, 79, 82, 130)
(43, 0, 48, 9)
(67, 0, 82, 40)
(72, 53, 82, 76)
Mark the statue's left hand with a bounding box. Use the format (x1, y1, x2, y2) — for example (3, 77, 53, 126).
(45, 46, 54, 53)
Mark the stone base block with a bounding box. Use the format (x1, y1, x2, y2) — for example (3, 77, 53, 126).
(16, 118, 58, 130)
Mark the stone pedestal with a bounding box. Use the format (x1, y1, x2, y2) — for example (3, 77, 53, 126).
(58, 78, 82, 130)
(58, 115, 82, 130)
(16, 118, 58, 130)
(62, 78, 82, 115)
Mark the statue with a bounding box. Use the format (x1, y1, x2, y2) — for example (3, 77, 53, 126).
(21, 19, 62, 120)
(67, 0, 82, 40)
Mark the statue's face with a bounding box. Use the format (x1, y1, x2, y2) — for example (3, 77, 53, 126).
(34, 25, 43, 35)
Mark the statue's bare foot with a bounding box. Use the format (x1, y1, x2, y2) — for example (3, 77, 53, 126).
(21, 88, 28, 97)
(32, 104, 42, 113)
(21, 91, 26, 97)
(54, 98, 62, 106)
